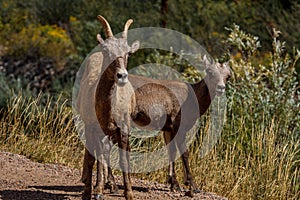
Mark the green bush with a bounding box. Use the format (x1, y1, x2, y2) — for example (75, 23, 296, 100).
(3, 24, 75, 69)
(220, 24, 300, 199)
(225, 24, 300, 142)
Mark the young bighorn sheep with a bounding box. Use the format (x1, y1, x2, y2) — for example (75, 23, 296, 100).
(77, 15, 139, 200)
(129, 57, 231, 193)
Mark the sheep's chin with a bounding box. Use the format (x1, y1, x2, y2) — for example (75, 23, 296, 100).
(117, 80, 128, 87)
(215, 88, 225, 96)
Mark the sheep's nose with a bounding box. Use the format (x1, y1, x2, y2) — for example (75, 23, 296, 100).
(117, 73, 128, 79)
(216, 85, 226, 96)
(217, 85, 225, 90)
(116, 72, 129, 86)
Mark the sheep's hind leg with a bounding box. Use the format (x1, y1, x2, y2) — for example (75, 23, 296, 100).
(106, 166, 119, 194)
(163, 132, 181, 192)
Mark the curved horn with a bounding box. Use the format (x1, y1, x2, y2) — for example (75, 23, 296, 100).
(122, 19, 133, 38)
(97, 15, 113, 38)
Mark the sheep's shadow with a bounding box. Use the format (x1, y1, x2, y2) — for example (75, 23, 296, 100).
(0, 184, 169, 199)
(114, 184, 149, 193)
(0, 185, 83, 200)
(28, 185, 83, 192)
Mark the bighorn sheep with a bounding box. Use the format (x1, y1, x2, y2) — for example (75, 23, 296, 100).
(129, 57, 231, 192)
(78, 16, 231, 199)
(76, 15, 139, 200)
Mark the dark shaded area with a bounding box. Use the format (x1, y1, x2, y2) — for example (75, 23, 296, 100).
(0, 184, 152, 200)
(28, 185, 83, 193)
(115, 184, 150, 193)
(0, 188, 80, 200)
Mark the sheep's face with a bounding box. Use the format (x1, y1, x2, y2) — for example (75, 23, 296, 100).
(100, 37, 139, 86)
(96, 16, 139, 87)
(204, 58, 231, 97)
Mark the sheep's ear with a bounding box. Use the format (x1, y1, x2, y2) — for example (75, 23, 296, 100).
(97, 34, 104, 44)
(224, 61, 230, 67)
(130, 40, 140, 54)
(203, 55, 210, 70)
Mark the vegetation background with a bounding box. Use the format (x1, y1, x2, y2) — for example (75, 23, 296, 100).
(0, 0, 299, 199)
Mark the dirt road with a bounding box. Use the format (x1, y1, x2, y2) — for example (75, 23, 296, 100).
(0, 152, 227, 200)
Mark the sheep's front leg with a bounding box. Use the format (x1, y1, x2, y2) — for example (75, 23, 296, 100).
(103, 139, 119, 194)
(82, 148, 95, 200)
(163, 132, 181, 192)
(118, 126, 133, 200)
(94, 154, 105, 200)
(175, 133, 200, 193)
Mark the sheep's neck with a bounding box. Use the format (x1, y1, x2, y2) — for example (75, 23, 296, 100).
(97, 69, 116, 117)
(191, 79, 214, 116)
(94, 68, 119, 135)
(99, 71, 116, 97)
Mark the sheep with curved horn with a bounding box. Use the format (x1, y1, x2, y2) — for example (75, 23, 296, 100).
(77, 15, 139, 200)
(79, 16, 231, 199)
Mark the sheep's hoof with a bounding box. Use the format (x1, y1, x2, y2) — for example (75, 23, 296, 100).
(95, 193, 104, 200)
(171, 184, 182, 192)
(185, 190, 194, 198)
(82, 192, 91, 200)
(193, 188, 201, 193)
(124, 191, 134, 200)
(109, 184, 119, 194)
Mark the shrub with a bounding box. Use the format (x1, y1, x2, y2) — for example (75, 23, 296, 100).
(225, 24, 300, 142)
(4, 24, 75, 69)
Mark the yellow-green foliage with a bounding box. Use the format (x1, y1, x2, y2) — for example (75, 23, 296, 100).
(3, 24, 75, 69)
(182, 66, 202, 83)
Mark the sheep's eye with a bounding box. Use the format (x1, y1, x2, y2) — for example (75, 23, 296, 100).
(207, 70, 214, 76)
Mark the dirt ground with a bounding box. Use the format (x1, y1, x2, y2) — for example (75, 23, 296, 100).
(0, 152, 227, 200)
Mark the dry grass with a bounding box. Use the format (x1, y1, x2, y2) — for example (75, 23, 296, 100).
(0, 93, 84, 168)
(132, 114, 300, 200)
(0, 92, 299, 200)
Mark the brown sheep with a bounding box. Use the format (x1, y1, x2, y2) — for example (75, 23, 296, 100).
(128, 56, 231, 193)
(77, 15, 139, 200)
(78, 16, 230, 199)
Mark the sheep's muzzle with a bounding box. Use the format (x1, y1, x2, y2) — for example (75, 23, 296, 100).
(116, 72, 129, 86)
